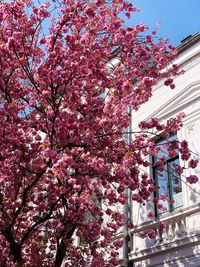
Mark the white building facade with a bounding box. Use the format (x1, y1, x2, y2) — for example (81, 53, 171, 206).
(120, 32, 200, 267)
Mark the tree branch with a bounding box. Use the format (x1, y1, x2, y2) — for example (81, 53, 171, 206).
(11, 168, 47, 228)
(54, 225, 77, 267)
(20, 195, 62, 246)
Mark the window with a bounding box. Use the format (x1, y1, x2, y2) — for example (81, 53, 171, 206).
(153, 135, 183, 215)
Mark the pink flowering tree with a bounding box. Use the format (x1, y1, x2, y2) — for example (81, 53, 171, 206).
(0, 0, 198, 266)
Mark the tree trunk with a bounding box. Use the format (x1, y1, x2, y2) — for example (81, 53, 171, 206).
(3, 230, 23, 266)
(54, 226, 76, 267)
(54, 239, 67, 267)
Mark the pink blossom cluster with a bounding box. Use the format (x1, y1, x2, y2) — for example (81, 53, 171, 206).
(0, 0, 198, 266)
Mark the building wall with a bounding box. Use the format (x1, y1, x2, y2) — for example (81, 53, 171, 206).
(125, 37, 200, 267)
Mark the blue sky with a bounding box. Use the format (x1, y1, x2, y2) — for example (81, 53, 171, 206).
(32, 0, 200, 47)
(128, 0, 200, 46)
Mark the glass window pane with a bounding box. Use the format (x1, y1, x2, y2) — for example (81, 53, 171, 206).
(156, 164, 170, 212)
(168, 158, 183, 208)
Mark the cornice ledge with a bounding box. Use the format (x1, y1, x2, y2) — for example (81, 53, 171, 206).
(145, 80, 200, 121)
(129, 232, 200, 261)
(130, 202, 200, 235)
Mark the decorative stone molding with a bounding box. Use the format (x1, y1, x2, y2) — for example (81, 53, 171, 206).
(128, 203, 200, 260)
(145, 80, 200, 121)
(186, 122, 195, 134)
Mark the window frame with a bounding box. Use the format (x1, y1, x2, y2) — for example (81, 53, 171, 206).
(152, 135, 183, 217)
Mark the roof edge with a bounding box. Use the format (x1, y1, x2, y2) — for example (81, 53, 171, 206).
(176, 31, 200, 53)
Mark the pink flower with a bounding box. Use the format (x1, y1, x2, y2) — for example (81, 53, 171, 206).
(147, 229, 156, 239)
(132, 194, 140, 201)
(189, 159, 199, 168)
(147, 210, 155, 219)
(187, 175, 198, 184)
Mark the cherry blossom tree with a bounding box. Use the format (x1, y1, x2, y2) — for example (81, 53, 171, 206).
(0, 0, 198, 266)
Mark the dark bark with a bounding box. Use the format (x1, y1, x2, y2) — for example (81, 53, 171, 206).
(54, 226, 76, 267)
(54, 238, 67, 267)
(3, 230, 23, 266)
